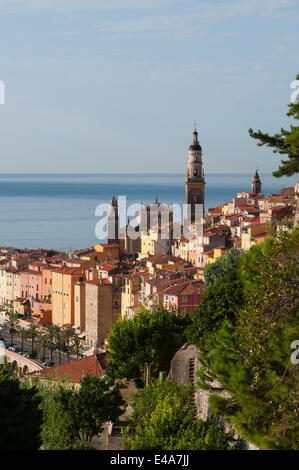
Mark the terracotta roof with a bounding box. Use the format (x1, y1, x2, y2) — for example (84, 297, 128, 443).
(20, 269, 42, 276)
(86, 278, 112, 286)
(164, 280, 204, 297)
(99, 263, 118, 271)
(53, 267, 84, 275)
(97, 243, 120, 249)
(37, 354, 106, 382)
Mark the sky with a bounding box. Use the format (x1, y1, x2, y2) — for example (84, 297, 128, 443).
(0, 0, 298, 174)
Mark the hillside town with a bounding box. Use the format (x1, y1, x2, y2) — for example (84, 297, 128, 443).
(0, 124, 297, 459)
(0, 130, 298, 356)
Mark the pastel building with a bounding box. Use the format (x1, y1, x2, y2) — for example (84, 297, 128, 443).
(163, 280, 204, 313)
(52, 268, 85, 326)
(85, 279, 120, 348)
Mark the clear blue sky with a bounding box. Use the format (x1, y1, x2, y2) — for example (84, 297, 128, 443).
(0, 0, 298, 173)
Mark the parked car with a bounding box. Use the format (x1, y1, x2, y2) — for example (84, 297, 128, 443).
(11, 346, 20, 353)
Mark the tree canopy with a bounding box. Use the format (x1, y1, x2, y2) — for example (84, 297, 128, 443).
(0, 367, 42, 450)
(191, 229, 299, 449)
(107, 308, 190, 385)
(40, 375, 125, 448)
(190, 248, 244, 349)
(249, 73, 299, 177)
(123, 379, 234, 450)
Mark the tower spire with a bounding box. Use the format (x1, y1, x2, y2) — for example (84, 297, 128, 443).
(252, 168, 262, 195)
(185, 126, 205, 221)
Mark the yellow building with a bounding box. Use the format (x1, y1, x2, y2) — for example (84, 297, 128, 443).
(207, 247, 227, 264)
(221, 203, 230, 215)
(94, 243, 120, 262)
(241, 223, 274, 251)
(139, 231, 170, 259)
(74, 281, 85, 333)
(85, 279, 120, 348)
(121, 273, 146, 318)
(68, 244, 120, 269)
(52, 268, 84, 326)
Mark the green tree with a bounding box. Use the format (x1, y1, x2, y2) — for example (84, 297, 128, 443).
(44, 324, 56, 363)
(204, 248, 243, 288)
(123, 379, 233, 450)
(249, 73, 299, 177)
(62, 326, 75, 362)
(27, 323, 40, 351)
(0, 367, 42, 450)
(66, 375, 126, 443)
(3, 312, 20, 346)
(71, 333, 85, 359)
(52, 324, 63, 364)
(17, 326, 28, 351)
(189, 249, 244, 350)
(107, 309, 190, 385)
(40, 382, 76, 450)
(196, 230, 299, 449)
(41, 376, 126, 447)
(36, 332, 50, 363)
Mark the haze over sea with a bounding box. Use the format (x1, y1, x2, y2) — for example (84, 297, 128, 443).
(0, 173, 297, 252)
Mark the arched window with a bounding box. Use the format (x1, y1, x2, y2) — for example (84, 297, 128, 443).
(193, 169, 197, 178)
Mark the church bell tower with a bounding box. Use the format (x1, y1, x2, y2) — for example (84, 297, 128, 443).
(252, 169, 262, 195)
(185, 127, 205, 221)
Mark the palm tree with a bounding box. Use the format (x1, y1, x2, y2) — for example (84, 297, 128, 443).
(27, 324, 40, 351)
(71, 333, 85, 360)
(3, 312, 20, 346)
(17, 326, 28, 351)
(36, 332, 49, 363)
(52, 325, 63, 364)
(44, 324, 56, 364)
(62, 327, 76, 362)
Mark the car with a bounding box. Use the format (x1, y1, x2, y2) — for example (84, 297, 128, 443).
(11, 346, 20, 353)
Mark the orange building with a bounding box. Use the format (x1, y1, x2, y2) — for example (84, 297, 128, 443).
(52, 268, 85, 326)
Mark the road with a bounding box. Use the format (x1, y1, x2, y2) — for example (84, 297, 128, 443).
(0, 328, 72, 366)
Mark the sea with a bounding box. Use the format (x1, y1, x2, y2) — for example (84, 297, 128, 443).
(0, 173, 297, 252)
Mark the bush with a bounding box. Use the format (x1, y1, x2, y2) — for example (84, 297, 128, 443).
(28, 349, 37, 359)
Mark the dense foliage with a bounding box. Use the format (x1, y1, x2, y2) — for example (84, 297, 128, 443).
(0, 367, 42, 450)
(123, 379, 234, 450)
(40, 375, 125, 448)
(249, 73, 299, 177)
(191, 230, 299, 449)
(190, 249, 244, 349)
(107, 308, 190, 385)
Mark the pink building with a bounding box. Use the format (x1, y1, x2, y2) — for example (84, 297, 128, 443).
(20, 269, 43, 302)
(163, 280, 204, 313)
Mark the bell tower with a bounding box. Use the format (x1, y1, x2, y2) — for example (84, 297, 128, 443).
(185, 127, 205, 221)
(252, 169, 262, 195)
(107, 196, 119, 244)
